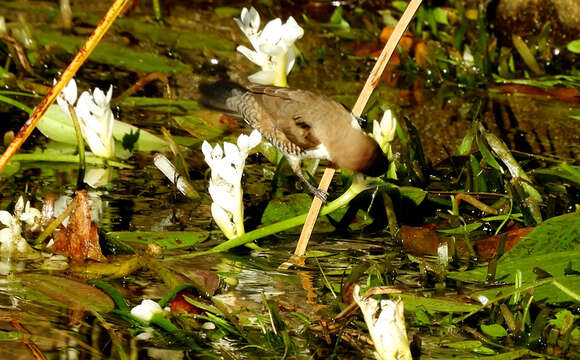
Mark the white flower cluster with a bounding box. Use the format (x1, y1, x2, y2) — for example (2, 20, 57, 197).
(57, 79, 115, 159)
(202, 130, 262, 239)
(234, 7, 304, 86)
(353, 285, 412, 360)
(0, 197, 41, 257)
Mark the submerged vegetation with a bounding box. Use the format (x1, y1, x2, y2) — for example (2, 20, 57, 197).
(0, 0, 577, 359)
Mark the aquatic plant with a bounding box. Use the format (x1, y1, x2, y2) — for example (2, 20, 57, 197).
(0, 197, 40, 257)
(202, 130, 262, 239)
(353, 285, 412, 360)
(56, 79, 115, 159)
(234, 7, 304, 87)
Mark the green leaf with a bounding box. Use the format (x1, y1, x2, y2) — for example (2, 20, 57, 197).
(549, 310, 575, 328)
(399, 186, 427, 205)
(18, 274, 114, 312)
(469, 155, 487, 192)
(398, 294, 479, 312)
(437, 222, 482, 234)
(392, 1, 409, 12)
(107, 231, 209, 250)
(534, 163, 580, 187)
(444, 340, 482, 350)
(449, 251, 580, 283)
(0, 331, 23, 341)
(38, 105, 169, 153)
(502, 213, 580, 260)
(481, 324, 508, 337)
(432, 7, 448, 24)
(473, 346, 496, 355)
(476, 133, 502, 171)
(566, 39, 580, 54)
(471, 275, 580, 304)
(35, 31, 191, 74)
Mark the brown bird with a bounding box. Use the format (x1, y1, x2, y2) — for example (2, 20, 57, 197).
(199, 81, 388, 200)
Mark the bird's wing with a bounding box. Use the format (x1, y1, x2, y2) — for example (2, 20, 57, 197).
(246, 84, 312, 102)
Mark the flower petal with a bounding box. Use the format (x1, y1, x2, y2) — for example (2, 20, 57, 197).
(260, 18, 282, 45)
(131, 299, 163, 323)
(281, 16, 304, 44)
(248, 70, 277, 85)
(211, 202, 236, 239)
(0, 211, 13, 227)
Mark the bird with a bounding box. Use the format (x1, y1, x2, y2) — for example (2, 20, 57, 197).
(199, 81, 389, 200)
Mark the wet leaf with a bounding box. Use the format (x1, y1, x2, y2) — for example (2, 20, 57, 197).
(52, 190, 106, 262)
(438, 223, 482, 234)
(534, 163, 580, 187)
(107, 231, 209, 250)
(0, 331, 22, 341)
(113, 17, 235, 52)
(174, 114, 229, 139)
(35, 31, 190, 74)
(474, 227, 533, 259)
(476, 133, 501, 172)
(38, 105, 170, 153)
(455, 127, 475, 155)
(399, 186, 426, 205)
(450, 249, 580, 286)
(401, 224, 444, 257)
(481, 323, 508, 337)
(471, 275, 580, 303)
(19, 274, 114, 312)
(444, 340, 482, 350)
(169, 291, 202, 315)
(502, 213, 580, 260)
(398, 294, 479, 312)
(473, 346, 497, 355)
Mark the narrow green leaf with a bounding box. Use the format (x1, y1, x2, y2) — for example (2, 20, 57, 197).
(398, 294, 479, 312)
(107, 231, 209, 250)
(444, 340, 482, 350)
(438, 222, 482, 234)
(476, 133, 502, 171)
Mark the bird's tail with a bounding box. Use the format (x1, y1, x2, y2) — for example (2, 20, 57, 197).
(199, 81, 246, 118)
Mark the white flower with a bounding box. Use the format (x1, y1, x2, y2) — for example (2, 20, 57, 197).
(56, 78, 115, 159)
(56, 79, 77, 118)
(234, 7, 304, 86)
(13, 196, 42, 233)
(0, 197, 39, 257)
(202, 130, 261, 239)
(75, 86, 115, 159)
(372, 110, 397, 156)
(353, 285, 412, 360)
(372, 110, 398, 179)
(131, 299, 164, 323)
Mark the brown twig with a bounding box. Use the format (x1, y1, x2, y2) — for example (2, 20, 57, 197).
(454, 193, 499, 215)
(291, 0, 424, 260)
(0, 0, 130, 173)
